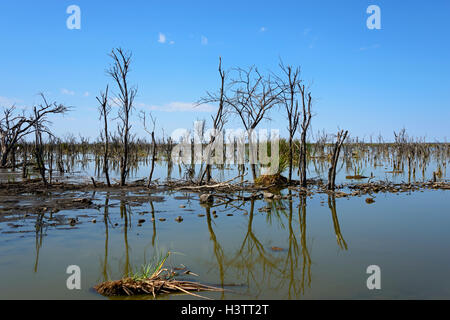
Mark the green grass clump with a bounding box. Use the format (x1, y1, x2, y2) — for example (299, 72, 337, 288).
(131, 250, 171, 281)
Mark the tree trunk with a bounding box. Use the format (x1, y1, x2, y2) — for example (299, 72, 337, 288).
(327, 130, 348, 191)
(299, 131, 308, 188)
(0, 150, 8, 167)
(288, 136, 293, 183)
(147, 131, 156, 188)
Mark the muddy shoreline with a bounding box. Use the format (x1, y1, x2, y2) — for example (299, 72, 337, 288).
(1, 178, 448, 225)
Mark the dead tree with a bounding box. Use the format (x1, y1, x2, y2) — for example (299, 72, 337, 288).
(274, 61, 301, 183)
(97, 85, 111, 187)
(228, 66, 280, 180)
(56, 138, 64, 174)
(22, 139, 28, 178)
(327, 130, 348, 191)
(107, 48, 137, 186)
(0, 96, 68, 167)
(298, 84, 312, 188)
(32, 109, 47, 186)
(140, 111, 157, 187)
(197, 57, 228, 184)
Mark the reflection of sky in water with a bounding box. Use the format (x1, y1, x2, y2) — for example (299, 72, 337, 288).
(1, 150, 447, 185)
(0, 189, 449, 299)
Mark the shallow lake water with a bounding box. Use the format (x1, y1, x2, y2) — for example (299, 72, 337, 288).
(0, 151, 449, 299)
(1, 187, 449, 299)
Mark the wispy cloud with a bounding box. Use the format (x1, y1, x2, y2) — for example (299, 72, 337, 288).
(359, 43, 380, 51)
(139, 101, 216, 113)
(0, 96, 23, 107)
(260, 26, 267, 32)
(158, 32, 166, 44)
(302, 28, 317, 49)
(169, 40, 175, 45)
(61, 88, 75, 96)
(201, 35, 208, 45)
(83, 91, 90, 97)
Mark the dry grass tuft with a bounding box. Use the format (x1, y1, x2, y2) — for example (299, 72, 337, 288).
(254, 173, 288, 186)
(93, 252, 223, 299)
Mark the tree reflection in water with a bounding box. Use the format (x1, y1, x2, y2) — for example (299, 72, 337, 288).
(34, 212, 45, 273)
(119, 198, 132, 277)
(201, 191, 347, 299)
(94, 190, 348, 299)
(99, 193, 115, 282)
(328, 195, 347, 250)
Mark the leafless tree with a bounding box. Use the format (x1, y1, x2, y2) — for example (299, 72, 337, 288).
(140, 111, 157, 187)
(97, 85, 111, 187)
(197, 57, 229, 184)
(227, 66, 280, 180)
(327, 129, 348, 191)
(33, 114, 47, 186)
(274, 61, 302, 183)
(107, 48, 137, 186)
(298, 84, 312, 188)
(30, 95, 69, 186)
(0, 94, 68, 167)
(161, 129, 174, 180)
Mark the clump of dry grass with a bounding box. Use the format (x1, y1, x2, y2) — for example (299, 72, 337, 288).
(94, 277, 224, 299)
(254, 173, 288, 186)
(93, 252, 223, 299)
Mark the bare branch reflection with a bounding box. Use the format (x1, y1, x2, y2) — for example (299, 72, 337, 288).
(328, 195, 347, 250)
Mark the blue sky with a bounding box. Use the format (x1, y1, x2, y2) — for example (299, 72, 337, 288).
(0, 0, 449, 141)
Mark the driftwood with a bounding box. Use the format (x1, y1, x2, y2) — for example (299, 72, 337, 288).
(173, 174, 246, 191)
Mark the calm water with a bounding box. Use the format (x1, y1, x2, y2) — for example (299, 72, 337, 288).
(0, 187, 449, 299)
(0, 153, 449, 299)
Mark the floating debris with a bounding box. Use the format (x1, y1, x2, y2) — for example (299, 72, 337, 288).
(263, 192, 274, 199)
(345, 175, 368, 180)
(200, 194, 214, 204)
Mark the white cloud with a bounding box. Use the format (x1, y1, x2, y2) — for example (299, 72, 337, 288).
(83, 91, 90, 97)
(359, 44, 380, 51)
(139, 101, 216, 113)
(169, 40, 175, 45)
(201, 35, 208, 45)
(158, 32, 166, 43)
(61, 88, 75, 95)
(0, 96, 22, 107)
(260, 26, 267, 32)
